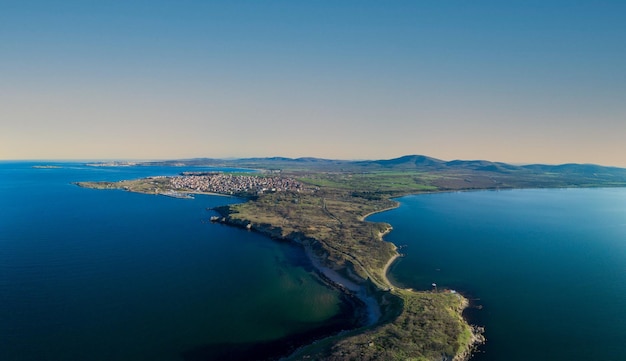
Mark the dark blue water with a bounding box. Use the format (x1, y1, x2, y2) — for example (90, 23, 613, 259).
(0, 162, 346, 361)
(369, 189, 626, 361)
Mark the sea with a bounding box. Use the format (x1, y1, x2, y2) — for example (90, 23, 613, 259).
(368, 188, 626, 361)
(0, 162, 353, 361)
(3, 163, 626, 361)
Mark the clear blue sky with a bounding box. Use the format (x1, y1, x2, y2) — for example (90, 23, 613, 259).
(2, 1, 625, 166)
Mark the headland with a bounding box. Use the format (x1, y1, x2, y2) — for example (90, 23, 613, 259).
(77, 155, 626, 360)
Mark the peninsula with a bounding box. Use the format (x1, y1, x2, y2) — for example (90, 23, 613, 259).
(77, 155, 626, 360)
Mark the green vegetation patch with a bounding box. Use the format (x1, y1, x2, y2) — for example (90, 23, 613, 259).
(299, 172, 439, 194)
(289, 291, 474, 361)
(76, 178, 172, 194)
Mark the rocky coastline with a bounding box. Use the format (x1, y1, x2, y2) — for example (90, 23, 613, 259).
(77, 174, 483, 360)
(210, 205, 484, 361)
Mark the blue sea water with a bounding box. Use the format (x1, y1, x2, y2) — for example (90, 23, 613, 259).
(5, 164, 625, 361)
(368, 188, 626, 361)
(0, 162, 346, 361)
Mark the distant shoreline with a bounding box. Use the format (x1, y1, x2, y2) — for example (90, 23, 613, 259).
(32, 165, 61, 169)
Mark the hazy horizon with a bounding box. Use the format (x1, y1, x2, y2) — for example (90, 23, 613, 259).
(5, 154, 625, 169)
(2, 1, 625, 167)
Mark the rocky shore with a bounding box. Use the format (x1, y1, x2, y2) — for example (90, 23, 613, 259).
(210, 205, 484, 361)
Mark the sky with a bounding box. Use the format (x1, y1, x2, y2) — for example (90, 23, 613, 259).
(1, 1, 625, 166)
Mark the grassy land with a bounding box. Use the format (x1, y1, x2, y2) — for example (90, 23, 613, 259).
(292, 290, 476, 361)
(223, 189, 398, 285)
(77, 159, 626, 361)
(76, 177, 173, 194)
(218, 174, 480, 361)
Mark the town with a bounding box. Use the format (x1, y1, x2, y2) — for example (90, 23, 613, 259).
(169, 173, 310, 195)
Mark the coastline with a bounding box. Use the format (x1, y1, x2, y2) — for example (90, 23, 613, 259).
(303, 246, 382, 326)
(364, 203, 400, 290)
(68, 159, 626, 361)
(358, 200, 400, 222)
(362, 195, 484, 361)
(380, 253, 399, 289)
(369, 196, 484, 361)
(79, 176, 482, 360)
(214, 195, 483, 361)
(211, 208, 382, 327)
(332, 194, 482, 360)
(184, 190, 234, 198)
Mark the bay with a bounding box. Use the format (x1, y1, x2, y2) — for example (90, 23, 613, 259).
(0, 162, 349, 361)
(368, 188, 626, 361)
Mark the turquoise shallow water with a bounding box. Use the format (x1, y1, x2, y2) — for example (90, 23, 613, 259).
(368, 188, 626, 361)
(0, 163, 348, 361)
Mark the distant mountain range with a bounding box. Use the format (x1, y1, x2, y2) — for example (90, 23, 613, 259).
(125, 154, 625, 174)
(88, 155, 626, 188)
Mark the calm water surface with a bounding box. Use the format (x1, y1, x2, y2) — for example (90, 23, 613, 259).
(0, 162, 347, 361)
(369, 188, 626, 361)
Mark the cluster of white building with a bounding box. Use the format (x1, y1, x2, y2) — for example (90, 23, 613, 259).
(169, 174, 307, 195)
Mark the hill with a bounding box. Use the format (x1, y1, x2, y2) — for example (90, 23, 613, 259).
(90, 155, 626, 189)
